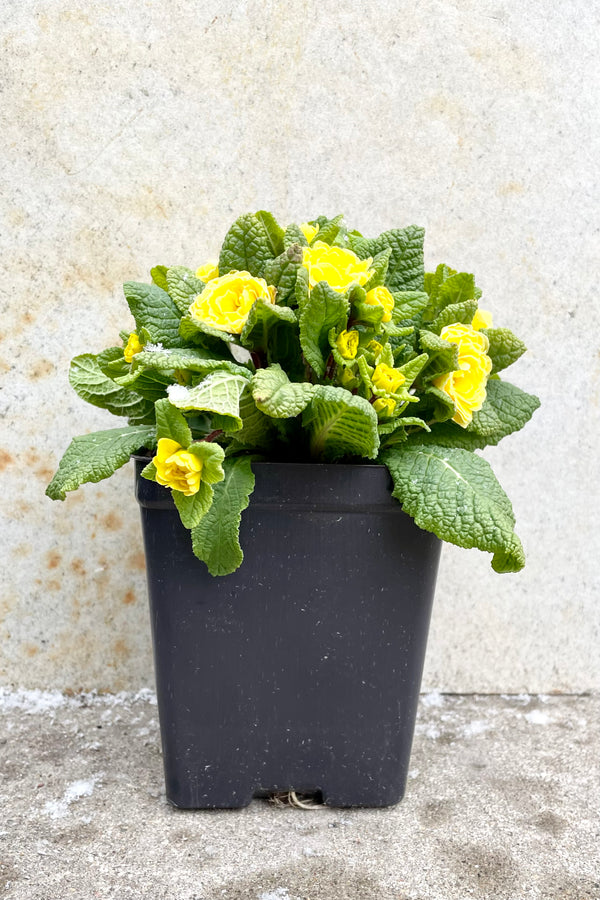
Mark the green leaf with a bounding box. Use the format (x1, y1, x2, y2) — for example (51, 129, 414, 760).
(150, 266, 169, 291)
(396, 352, 429, 387)
(423, 268, 476, 322)
(299, 282, 349, 377)
(173, 481, 214, 529)
(154, 398, 191, 446)
(113, 368, 173, 402)
(187, 440, 226, 484)
(191, 455, 255, 575)
(252, 364, 315, 418)
(46, 425, 156, 500)
(283, 223, 308, 248)
(166, 372, 247, 430)
(484, 327, 527, 374)
(231, 385, 276, 449)
(363, 248, 392, 291)
(314, 214, 344, 245)
(405, 422, 488, 451)
(391, 290, 430, 322)
(467, 379, 540, 444)
(255, 210, 285, 257)
(302, 385, 379, 460)
(373, 226, 425, 291)
(126, 347, 251, 380)
(123, 282, 183, 347)
(69, 354, 154, 424)
(429, 300, 478, 334)
(218, 213, 279, 278)
(294, 265, 310, 310)
(263, 243, 304, 306)
(240, 299, 298, 353)
(166, 266, 205, 315)
(418, 329, 459, 377)
(179, 314, 236, 345)
(382, 444, 525, 573)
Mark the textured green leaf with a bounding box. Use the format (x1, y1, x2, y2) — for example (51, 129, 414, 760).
(187, 440, 226, 484)
(467, 379, 540, 444)
(191, 455, 256, 575)
(46, 425, 155, 500)
(391, 290, 430, 322)
(173, 481, 214, 529)
(150, 266, 169, 291)
(113, 368, 173, 402)
(231, 385, 276, 449)
(255, 210, 285, 257)
(126, 347, 251, 380)
(154, 398, 191, 446)
(283, 223, 308, 248)
(373, 227, 425, 291)
(166, 372, 247, 430)
(69, 354, 154, 424)
(382, 444, 525, 572)
(424, 268, 476, 322)
(429, 300, 478, 334)
(314, 214, 344, 245)
(166, 266, 205, 315)
(299, 282, 350, 377)
(405, 422, 488, 451)
(263, 243, 304, 306)
(418, 329, 459, 377)
(240, 299, 298, 353)
(252, 364, 315, 418)
(218, 213, 279, 278)
(483, 327, 527, 373)
(364, 248, 392, 291)
(294, 265, 310, 310)
(123, 282, 183, 347)
(302, 385, 379, 460)
(179, 314, 236, 345)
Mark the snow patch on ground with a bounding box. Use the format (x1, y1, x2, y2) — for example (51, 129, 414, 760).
(461, 719, 491, 737)
(421, 690, 445, 708)
(43, 775, 103, 819)
(258, 890, 292, 900)
(524, 709, 551, 725)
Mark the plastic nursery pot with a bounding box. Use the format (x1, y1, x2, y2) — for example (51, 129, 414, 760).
(134, 458, 442, 810)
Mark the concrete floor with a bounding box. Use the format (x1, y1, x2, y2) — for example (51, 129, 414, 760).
(0, 691, 598, 900)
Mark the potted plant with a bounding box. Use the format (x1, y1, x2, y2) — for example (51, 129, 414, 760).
(47, 212, 539, 809)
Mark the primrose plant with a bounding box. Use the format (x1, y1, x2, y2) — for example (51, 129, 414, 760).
(47, 212, 539, 575)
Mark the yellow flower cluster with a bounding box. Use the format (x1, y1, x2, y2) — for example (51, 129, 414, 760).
(302, 242, 373, 293)
(153, 438, 203, 496)
(434, 323, 492, 427)
(189, 271, 276, 334)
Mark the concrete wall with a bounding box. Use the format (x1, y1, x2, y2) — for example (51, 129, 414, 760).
(1, 0, 598, 692)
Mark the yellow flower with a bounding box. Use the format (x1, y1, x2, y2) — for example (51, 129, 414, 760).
(300, 222, 319, 244)
(341, 367, 358, 390)
(471, 308, 493, 330)
(189, 271, 276, 334)
(373, 397, 396, 417)
(153, 438, 203, 496)
(302, 241, 373, 293)
(433, 323, 493, 428)
(364, 286, 394, 323)
(372, 363, 406, 394)
(196, 260, 219, 282)
(367, 340, 383, 357)
(123, 333, 143, 363)
(335, 329, 359, 360)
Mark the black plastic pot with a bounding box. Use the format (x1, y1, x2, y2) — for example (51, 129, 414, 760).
(134, 459, 441, 809)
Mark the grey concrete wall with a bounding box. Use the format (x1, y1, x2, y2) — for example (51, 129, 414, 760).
(1, 0, 598, 692)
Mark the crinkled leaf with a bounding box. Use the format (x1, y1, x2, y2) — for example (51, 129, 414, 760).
(255, 210, 285, 257)
(69, 354, 154, 424)
(314, 214, 344, 245)
(218, 213, 278, 278)
(294, 265, 310, 310)
(382, 444, 525, 572)
(429, 300, 478, 334)
(391, 290, 430, 322)
(179, 314, 236, 345)
(154, 397, 191, 446)
(166, 266, 205, 315)
(240, 299, 298, 352)
(191, 455, 255, 576)
(46, 425, 155, 500)
(187, 440, 226, 484)
(252, 364, 315, 418)
(396, 352, 429, 387)
(166, 372, 247, 430)
(263, 243, 303, 306)
(113, 367, 173, 401)
(173, 481, 214, 529)
(302, 385, 379, 460)
(419, 329, 459, 378)
(352, 227, 425, 291)
(424, 269, 476, 322)
(299, 282, 349, 377)
(127, 347, 251, 380)
(284, 223, 308, 249)
(484, 327, 527, 374)
(231, 385, 276, 449)
(123, 282, 183, 347)
(467, 379, 540, 444)
(405, 422, 489, 451)
(150, 266, 169, 291)
(364, 248, 392, 291)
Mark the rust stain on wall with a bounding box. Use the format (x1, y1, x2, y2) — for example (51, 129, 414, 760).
(128, 551, 146, 571)
(100, 512, 123, 531)
(0, 450, 14, 472)
(46, 551, 61, 570)
(122, 590, 136, 606)
(497, 181, 525, 197)
(70, 558, 86, 576)
(28, 359, 54, 380)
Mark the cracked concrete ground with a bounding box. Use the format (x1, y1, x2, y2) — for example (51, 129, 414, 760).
(1, 692, 598, 900)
